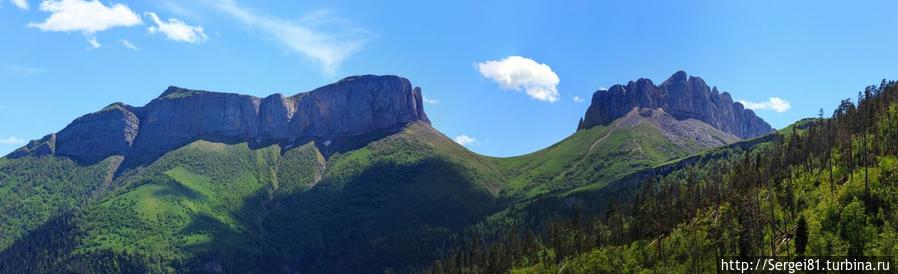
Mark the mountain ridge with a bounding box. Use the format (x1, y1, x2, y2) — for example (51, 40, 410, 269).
(8, 75, 429, 164)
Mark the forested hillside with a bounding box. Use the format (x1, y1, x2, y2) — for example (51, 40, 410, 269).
(424, 79, 898, 273)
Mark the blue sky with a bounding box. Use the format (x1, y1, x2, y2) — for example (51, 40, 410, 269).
(2, 0, 898, 157)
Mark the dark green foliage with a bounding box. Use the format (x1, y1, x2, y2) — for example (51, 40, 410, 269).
(0, 156, 118, 250)
(265, 158, 497, 272)
(795, 215, 808, 257)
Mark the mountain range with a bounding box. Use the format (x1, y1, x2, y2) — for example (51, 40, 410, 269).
(1, 71, 777, 273)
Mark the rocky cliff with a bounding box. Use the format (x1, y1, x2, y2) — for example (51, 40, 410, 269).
(578, 71, 773, 139)
(8, 75, 429, 162)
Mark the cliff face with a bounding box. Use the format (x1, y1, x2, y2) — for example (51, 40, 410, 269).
(9, 75, 429, 161)
(578, 71, 773, 139)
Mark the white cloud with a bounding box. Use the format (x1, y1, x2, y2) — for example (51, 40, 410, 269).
(0, 137, 25, 145)
(476, 56, 560, 102)
(422, 95, 439, 104)
(453, 134, 478, 146)
(208, 0, 370, 75)
(738, 97, 791, 113)
(145, 12, 206, 43)
(121, 39, 138, 50)
(572, 95, 585, 103)
(10, 0, 28, 10)
(28, 0, 142, 47)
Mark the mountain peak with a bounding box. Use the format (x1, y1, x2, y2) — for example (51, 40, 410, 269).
(666, 70, 689, 82)
(335, 74, 397, 84)
(579, 71, 773, 139)
(158, 86, 205, 99)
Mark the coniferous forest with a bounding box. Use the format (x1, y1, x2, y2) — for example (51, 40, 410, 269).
(422, 80, 898, 273)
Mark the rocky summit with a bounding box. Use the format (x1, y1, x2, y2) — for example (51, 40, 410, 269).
(8, 75, 429, 162)
(578, 71, 773, 139)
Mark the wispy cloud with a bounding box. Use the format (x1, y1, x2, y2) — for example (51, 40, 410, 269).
(0, 137, 25, 145)
(28, 0, 143, 48)
(422, 95, 439, 104)
(4, 64, 45, 75)
(121, 39, 138, 50)
(571, 95, 585, 103)
(10, 0, 28, 10)
(738, 97, 791, 113)
(453, 134, 478, 146)
(476, 56, 560, 102)
(157, 1, 202, 20)
(145, 12, 207, 43)
(207, 0, 371, 75)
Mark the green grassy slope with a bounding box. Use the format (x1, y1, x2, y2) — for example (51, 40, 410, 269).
(0, 122, 506, 273)
(73, 141, 282, 265)
(496, 109, 735, 199)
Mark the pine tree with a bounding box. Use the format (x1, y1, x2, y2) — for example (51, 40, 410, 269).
(795, 216, 808, 257)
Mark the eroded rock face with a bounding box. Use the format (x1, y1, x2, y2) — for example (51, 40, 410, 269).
(579, 71, 773, 139)
(56, 103, 140, 158)
(9, 75, 430, 161)
(259, 94, 297, 140)
(289, 75, 428, 137)
(132, 89, 263, 155)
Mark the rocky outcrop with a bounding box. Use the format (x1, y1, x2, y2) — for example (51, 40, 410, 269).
(56, 103, 140, 158)
(8, 75, 429, 162)
(578, 71, 773, 139)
